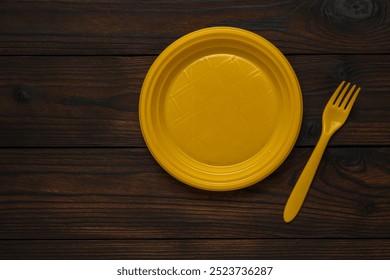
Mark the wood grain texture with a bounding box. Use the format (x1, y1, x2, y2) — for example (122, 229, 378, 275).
(0, 0, 389, 55)
(0, 147, 388, 239)
(1, 239, 389, 260)
(0, 0, 389, 261)
(0, 55, 389, 147)
(0, 56, 143, 147)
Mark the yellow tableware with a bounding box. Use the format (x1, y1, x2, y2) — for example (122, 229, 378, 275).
(284, 81, 361, 223)
(139, 27, 302, 191)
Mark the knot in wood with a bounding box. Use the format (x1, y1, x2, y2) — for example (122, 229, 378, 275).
(307, 122, 320, 137)
(335, 0, 375, 20)
(321, 0, 380, 26)
(15, 89, 30, 103)
(337, 66, 348, 80)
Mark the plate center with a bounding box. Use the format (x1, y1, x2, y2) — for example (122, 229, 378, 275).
(165, 54, 278, 166)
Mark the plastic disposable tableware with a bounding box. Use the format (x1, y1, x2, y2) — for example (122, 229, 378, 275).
(284, 81, 361, 223)
(139, 27, 303, 191)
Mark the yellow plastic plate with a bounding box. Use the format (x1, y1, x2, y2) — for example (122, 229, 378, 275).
(139, 27, 302, 191)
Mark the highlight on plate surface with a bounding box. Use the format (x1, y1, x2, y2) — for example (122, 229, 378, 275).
(139, 26, 302, 191)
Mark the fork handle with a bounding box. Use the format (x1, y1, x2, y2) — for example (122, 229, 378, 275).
(283, 133, 330, 223)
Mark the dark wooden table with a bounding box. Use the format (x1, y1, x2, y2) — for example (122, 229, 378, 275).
(0, 0, 389, 259)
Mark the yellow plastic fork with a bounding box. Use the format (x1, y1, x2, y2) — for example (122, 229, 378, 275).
(284, 81, 361, 223)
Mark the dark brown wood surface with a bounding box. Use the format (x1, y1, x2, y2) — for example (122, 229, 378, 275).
(0, 55, 389, 147)
(0, 0, 389, 55)
(0, 0, 389, 259)
(1, 239, 389, 260)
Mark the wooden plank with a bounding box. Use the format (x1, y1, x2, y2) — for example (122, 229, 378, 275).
(0, 0, 389, 55)
(290, 55, 390, 146)
(0, 239, 389, 259)
(0, 55, 388, 147)
(0, 56, 145, 147)
(0, 147, 388, 239)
